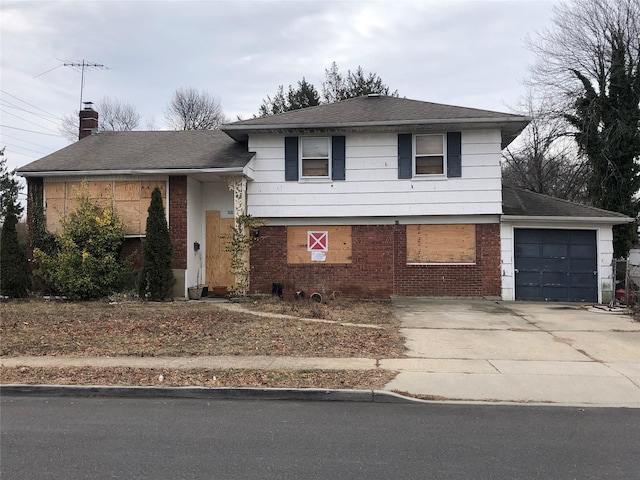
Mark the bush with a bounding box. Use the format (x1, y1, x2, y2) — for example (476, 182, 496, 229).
(138, 187, 174, 300)
(33, 185, 127, 299)
(0, 200, 32, 297)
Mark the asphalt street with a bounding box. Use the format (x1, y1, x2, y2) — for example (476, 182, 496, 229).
(2, 396, 639, 480)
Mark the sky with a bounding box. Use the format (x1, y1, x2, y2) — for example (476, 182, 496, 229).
(1, 0, 560, 175)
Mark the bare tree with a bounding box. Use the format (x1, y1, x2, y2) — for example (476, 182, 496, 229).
(527, 0, 640, 257)
(502, 91, 590, 203)
(97, 96, 141, 132)
(528, 0, 639, 105)
(164, 87, 227, 130)
(58, 96, 142, 142)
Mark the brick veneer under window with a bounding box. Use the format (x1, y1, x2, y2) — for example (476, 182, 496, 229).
(168, 176, 188, 270)
(249, 223, 501, 298)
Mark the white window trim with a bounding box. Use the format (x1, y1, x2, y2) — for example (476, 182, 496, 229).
(300, 136, 331, 179)
(413, 133, 446, 178)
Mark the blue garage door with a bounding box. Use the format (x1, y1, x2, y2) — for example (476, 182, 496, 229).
(514, 229, 597, 302)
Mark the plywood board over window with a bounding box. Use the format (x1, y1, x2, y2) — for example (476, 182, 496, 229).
(407, 224, 476, 264)
(44, 180, 167, 236)
(287, 226, 352, 264)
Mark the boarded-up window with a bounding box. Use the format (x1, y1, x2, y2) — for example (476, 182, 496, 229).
(287, 226, 352, 264)
(44, 180, 166, 235)
(406, 224, 476, 264)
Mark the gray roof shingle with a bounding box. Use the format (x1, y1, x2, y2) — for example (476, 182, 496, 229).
(18, 130, 252, 175)
(223, 95, 530, 148)
(502, 184, 631, 220)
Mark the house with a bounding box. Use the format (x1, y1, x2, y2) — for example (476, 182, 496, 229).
(18, 96, 631, 302)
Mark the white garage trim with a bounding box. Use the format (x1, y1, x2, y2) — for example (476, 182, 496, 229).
(500, 221, 616, 304)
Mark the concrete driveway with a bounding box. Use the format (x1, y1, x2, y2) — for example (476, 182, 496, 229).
(383, 298, 640, 407)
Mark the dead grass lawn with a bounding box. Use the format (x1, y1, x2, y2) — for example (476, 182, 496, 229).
(0, 298, 404, 358)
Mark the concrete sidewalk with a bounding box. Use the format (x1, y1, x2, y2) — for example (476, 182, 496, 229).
(384, 298, 640, 408)
(2, 299, 639, 407)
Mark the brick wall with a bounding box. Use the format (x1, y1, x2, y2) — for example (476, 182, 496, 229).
(250, 223, 501, 298)
(168, 176, 187, 270)
(393, 223, 501, 297)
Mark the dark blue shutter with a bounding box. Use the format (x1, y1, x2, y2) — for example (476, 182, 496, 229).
(398, 133, 412, 179)
(447, 132, 462, 177)
(284, 136, 299, 181)
(331, 136, 346, 180)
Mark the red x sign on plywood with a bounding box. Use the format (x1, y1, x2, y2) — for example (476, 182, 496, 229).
(307, 231, 328, 251)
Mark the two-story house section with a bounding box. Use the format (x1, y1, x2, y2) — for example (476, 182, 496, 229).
(222, 94, 531, 298)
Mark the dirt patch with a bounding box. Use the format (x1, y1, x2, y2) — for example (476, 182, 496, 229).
(0, 366, 396, 390)
(0, 298, 404, 358)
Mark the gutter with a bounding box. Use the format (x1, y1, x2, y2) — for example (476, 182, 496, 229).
(18, 167, 246, 178)
(501, 215, 633, 225)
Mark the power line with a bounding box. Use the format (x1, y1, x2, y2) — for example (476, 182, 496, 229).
(0, 133, 52, 152)
(0, 90, 62, 120)
(0, 109, 61, 134)
(1, 141, 50, 156)
(0, 100, 64, 127)
(0, 125, 63, 137)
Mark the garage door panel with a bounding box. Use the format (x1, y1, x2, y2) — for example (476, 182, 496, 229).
(542, 244, 568, 258)
(543, 286, 569, 300)
(515, 243, 540, 258)
(570, 244, 597, 258)
(569, 258, 597, 273)
(514, 229, 597, 302)
(570, 230, 596, 243)
(542, 230, 571, 244)
(541, 258, 569, 272)
(541, 271, 569, 286)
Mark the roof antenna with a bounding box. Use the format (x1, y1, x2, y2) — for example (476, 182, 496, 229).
(63, 60, 109, 112)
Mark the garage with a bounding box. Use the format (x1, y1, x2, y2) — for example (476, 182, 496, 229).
(514, 229, 597, 302)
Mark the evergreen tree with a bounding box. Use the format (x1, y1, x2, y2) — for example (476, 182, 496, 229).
(258, 78, 321, 116)
(0, 199, 32, 297)
(139, 187, 174, 300)
(0, 147, 24, 223)
(565, 31, 640, 257)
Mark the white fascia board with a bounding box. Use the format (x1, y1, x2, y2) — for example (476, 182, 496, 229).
(19, 167, 246, 178)
(258, 215, 501, 227)
(223, 116, 530, 132)
(501, 215, 633, 225)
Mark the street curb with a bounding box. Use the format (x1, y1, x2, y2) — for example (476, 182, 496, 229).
(0, 384, 419, 404)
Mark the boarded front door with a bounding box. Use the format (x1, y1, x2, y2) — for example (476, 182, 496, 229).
(205, 211, 235, 289)
(514, 229, 597, 302)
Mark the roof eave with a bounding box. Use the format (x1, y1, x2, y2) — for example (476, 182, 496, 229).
(501, 215, 633, 225)
(222, 116, 531, 142)
(18, 167, 247, 178)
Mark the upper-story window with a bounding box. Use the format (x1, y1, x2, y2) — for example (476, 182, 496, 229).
(415, 134, 445, 175)
(301, 137, 330, 177)
(397, 132, 461, 179)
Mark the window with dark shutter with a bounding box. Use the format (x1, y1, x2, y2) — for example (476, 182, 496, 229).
(398, 133, 412, 179)
(331, 136, 345, 181)
(447, 132, 462, 177)
(284, 136, 299, 181)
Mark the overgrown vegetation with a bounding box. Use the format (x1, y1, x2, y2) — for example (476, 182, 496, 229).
(138, 187, 174, 300)
(33, 184, 128, 299)
(0, 200, 31, 297)
(223, 214, 266, 297)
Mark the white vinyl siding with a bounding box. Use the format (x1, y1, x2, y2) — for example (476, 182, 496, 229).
(246, 130, 503, 218)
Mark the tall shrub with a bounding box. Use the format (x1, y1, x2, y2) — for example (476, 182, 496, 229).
(33, 184, 126, 299)
(0, 200, 32, 297)
(139, 187, 174, 300)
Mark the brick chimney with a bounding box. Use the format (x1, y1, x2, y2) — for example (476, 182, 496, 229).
(79, 102, 98, 140)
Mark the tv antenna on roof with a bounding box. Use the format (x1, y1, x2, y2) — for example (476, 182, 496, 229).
(62, 60, 109, 111)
